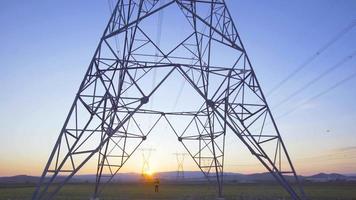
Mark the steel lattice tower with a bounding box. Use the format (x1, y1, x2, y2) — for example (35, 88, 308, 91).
(173, 153, 187, 179)
(33, 0, 306, 199)
(140, 148, 155, 176)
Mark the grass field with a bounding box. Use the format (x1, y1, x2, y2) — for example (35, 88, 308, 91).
(1, 182, 356, 200)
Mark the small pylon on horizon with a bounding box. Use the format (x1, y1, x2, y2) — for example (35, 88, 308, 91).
(140, 148, 156, 177)
(173, 153, 187, 180)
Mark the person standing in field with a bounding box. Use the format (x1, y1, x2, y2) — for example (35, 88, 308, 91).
(154, 178, 160, 193)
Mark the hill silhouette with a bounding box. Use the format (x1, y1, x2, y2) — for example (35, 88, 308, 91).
(1, 172, 355, 184)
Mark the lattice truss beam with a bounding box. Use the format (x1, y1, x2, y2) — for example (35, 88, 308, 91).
(33, 0, 306, 200)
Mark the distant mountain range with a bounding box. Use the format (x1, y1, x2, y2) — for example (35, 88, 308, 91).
(306, 173, 356, 182)
(1, 172, 356, 185)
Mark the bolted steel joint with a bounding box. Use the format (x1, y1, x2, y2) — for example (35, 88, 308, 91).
(207, 99, 215, 107)
(141, 96, 149, 104)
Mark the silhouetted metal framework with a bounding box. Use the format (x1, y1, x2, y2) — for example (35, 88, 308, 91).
(173, 153, 187, 179)
(33, 0, 306, 199)
(140, 148, 155, 176)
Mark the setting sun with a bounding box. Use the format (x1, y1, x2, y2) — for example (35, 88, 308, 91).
(143, 169, 155, 177)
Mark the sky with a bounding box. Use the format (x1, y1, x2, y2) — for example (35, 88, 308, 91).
(0, 0, 355, 177)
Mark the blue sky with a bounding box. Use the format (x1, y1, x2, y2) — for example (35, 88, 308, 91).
(0, 0, 355, 176)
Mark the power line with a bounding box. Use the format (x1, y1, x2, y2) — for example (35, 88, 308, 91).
(267, 21, 356, 96)
(107, 0, 120, 54)
(171, 18, 209, 111)
(151, 0, 165, 110)
(248, 68, 356, 134)
(273, 50, 356, 110)
(171, 80, 186, 111)
(277, 69, 356, 119)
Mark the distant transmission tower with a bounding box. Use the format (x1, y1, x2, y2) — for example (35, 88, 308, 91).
(173, 153, 187, 180)
(140, 148, 155, 176)
(33, 1, 307, 200)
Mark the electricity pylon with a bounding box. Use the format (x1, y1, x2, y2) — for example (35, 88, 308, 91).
(173, 153, 187, 180)
(33, 1, 307, 200)
(140, 148, 155, 176)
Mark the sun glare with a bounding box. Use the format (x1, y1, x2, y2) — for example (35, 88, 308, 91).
(144, 169, 154, 176)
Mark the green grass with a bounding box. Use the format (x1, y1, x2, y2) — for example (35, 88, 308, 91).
(1, 182, 356, 200)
